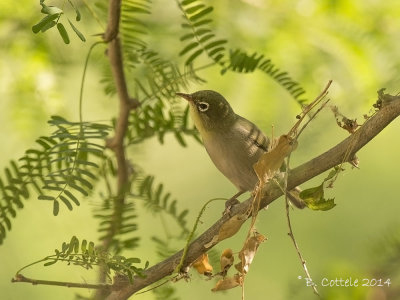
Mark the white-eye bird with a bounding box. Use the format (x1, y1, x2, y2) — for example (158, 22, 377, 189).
(176, 90, 304, 209)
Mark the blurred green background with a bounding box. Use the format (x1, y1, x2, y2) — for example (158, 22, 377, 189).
(1, 0, 400, 299)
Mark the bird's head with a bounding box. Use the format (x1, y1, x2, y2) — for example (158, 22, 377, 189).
(176, 90, 236, 133)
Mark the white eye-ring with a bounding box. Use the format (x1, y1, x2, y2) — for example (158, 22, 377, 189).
(197, 101, 210, 112)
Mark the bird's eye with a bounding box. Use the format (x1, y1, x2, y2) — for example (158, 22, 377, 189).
(197, 102, 210, 112)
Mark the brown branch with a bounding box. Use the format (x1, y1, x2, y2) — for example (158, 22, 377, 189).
(105, 96, 400, 300)
(106, 37, 139, 195)
(103, 0, 121, 42)
(95, 0, 140, 298)
(101, 0, 140, 250)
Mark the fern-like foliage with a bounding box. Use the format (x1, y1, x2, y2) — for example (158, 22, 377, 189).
(151, 236, 181, 261)
(98, 0, 150, 96)
(177, 0, 308, 104)
(133, 49, 196, 103)
(222, 49, 307, 103)
(100, 0, 203, 149)
(91, 156, 140, 254)
(93, 164, 190, 255)
(134, 175, 190, 236)
(120, 0, 151, 55)
(19, 236, 146, 283)
(178, 0, 227, 65)
(115, 0, 206, 102)
(0, 116, 110, 244)
(127, 102, 201, 146)
(126, 49, 204, 147)
(23, 116, 109, 213)
(94, 201, 140, 254)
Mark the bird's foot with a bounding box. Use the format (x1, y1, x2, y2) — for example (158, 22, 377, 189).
(222, 191, 245, 216)
(223, 197, 240, 216)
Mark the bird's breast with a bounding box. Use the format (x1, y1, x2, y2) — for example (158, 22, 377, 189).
(202, 128, 264, 192)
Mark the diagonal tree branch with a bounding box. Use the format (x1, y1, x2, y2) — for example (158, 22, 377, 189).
(105, 95, 400, 300)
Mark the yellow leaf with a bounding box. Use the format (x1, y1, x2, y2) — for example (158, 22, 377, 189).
(253, 135, 297, 184)
(211, 273, 243, 292)
(192, 253, 213, 275)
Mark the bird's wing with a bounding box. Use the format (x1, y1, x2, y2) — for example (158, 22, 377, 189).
(235, 116, 269, 153)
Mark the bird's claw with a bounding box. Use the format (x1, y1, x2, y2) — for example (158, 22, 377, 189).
(223, 197, 240, 216)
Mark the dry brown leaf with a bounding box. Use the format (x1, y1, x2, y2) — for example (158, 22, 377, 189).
(220, 248, 234, 277)
(192, 253, 213, 276)
(211, 273, 243, 292)
(253, 135, 297, 184)
(374, 88, 400, 110)
(204, 213, 248, 248)
(331, 105, 359, 134)
(340, 117, 359, 133)
(235, 232, 267, 274)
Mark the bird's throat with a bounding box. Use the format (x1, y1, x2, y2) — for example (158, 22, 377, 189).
(189, 104, 210, 136)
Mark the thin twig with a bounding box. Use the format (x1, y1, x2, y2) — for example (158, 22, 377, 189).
(284, 156, 320, 297)
(289, 80, 333, 138)
(135, 276, 178, 295)
(12, 274, 112, 290)
(296, 98, 330, 140)
(281, 82, 334, 297)
(286, 202, 320, 296)
(175, 198, 226, 273)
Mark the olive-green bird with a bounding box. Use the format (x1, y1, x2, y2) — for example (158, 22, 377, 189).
(176, 90, 304, 209)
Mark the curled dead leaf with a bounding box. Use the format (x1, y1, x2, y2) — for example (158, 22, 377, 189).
(204, 213, 248, 248)
(211, 273, 243, 292)
(253, 135, 297, 184)
(341, 117, 359, 133)
(374, 88, 400, 110)
(220, 248, 234, 277)
(331, 105, 359, 134)
(192, 253, 213, 276)
(235, 232, 267, 274)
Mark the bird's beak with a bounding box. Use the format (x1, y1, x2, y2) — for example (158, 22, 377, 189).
(176, 92, 192, 102)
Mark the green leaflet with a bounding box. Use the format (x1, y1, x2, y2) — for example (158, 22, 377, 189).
(0, 116, 110, 243)
(57, 23, 70, 44)
(32, 0, 85, 44)
(15, 236, 145, 284)
(299, 168, 341, 211)
(32, 14, 59, 33)
(299, 184, 336, 211)
(68, 19, 86, 42)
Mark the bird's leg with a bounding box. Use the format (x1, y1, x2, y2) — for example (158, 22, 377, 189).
(223, 190, 245, 216)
